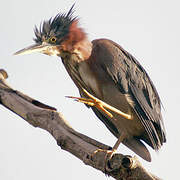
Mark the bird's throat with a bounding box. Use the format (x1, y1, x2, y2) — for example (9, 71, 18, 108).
(59, 38, 92, 62)
(73, 39, 92, 61)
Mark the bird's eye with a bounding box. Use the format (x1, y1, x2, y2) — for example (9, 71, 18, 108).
(50, 37, 57, 43)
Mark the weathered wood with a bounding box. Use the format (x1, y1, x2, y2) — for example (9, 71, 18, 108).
(0, 69, 162, 180)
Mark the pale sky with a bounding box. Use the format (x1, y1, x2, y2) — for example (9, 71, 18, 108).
(0, 0, 179, 179)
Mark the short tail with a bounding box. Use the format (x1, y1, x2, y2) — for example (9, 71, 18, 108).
(123, 137, 151, 162)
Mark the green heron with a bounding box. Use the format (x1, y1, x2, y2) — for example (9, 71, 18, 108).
(14, 4, 166, 162)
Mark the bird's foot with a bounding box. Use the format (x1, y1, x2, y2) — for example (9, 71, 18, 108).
(91, 134, 126, 173)
(92, 148, 116, 173)
(66, 88, 132, 120)
(66, 95, 114, 118)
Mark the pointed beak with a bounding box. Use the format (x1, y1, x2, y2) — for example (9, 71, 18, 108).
(14, 43, 54, 56)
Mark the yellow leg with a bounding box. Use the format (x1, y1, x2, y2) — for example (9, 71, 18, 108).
(103, 133, 126, 158)
(112, 133, 126, 151)
(66, 88, 132, 120)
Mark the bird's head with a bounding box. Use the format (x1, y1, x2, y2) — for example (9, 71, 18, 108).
(14, 4, 88, 58)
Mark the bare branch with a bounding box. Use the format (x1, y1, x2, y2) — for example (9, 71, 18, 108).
(0, 69, 162, 180)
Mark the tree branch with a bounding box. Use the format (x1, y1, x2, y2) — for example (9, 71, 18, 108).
(0, 69, 162, 180)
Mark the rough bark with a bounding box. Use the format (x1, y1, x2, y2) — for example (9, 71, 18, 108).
(0, 69, 162, 180)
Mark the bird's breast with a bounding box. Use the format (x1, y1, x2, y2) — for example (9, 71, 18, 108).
(78, 61, 102, 98)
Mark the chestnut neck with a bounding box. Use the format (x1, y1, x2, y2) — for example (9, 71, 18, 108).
(59, 20, 92, 61)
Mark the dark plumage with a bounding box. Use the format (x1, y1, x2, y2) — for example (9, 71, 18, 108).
(14, 4, 166, 162)
(90, 39, 166, 151)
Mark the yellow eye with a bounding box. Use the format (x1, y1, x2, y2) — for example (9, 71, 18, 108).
(50, 36, 57, 43)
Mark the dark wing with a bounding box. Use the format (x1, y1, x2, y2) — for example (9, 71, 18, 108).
(91, 39, 166, 150)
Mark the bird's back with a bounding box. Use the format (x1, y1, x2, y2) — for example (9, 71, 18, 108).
(86, 39, 166, 161)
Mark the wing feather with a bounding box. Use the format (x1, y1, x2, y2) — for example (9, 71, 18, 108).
(91, 39, 166, 149)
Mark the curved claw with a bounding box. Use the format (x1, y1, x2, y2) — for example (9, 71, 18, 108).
(66, 88, 132, 120)
(66, 95, 114, 118)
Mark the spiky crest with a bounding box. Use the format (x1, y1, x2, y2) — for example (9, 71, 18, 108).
(34, 4, 77, 44)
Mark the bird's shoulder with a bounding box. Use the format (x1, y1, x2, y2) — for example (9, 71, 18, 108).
(91, 38, 161, 108)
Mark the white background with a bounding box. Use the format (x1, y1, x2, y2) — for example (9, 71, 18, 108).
(0, 0, 179, 179)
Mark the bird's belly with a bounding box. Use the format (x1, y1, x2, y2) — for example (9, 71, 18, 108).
(102, 84, 144, 138)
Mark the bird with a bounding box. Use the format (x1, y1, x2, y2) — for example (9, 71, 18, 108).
(14, 4, 166, 162)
